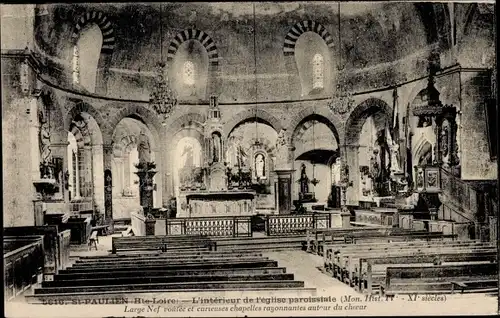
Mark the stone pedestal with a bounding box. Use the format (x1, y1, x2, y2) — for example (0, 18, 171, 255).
(274, 169, 295, 214)
(145, 217, 156, 236)
(135, 164, 157, 214)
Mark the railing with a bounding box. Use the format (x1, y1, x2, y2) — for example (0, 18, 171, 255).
(4, 237, 44, 301)
(166, 216, 252, 237)
(131, 213, 146, 236)
(440, 167, 477, 216)
(265, 213, 332, 236)
(56, 230, 71, 271)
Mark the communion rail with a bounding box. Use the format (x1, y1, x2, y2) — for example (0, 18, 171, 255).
(265, 213, 332, 236)
(166, 216, 252, 237)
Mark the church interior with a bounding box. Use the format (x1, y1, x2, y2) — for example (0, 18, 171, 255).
(2, 2, 499, 312)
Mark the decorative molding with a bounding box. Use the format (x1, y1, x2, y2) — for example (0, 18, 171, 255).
(167, 29, 219, 66)
(71, 11, 115, 54)
(283, 20, 335, 56)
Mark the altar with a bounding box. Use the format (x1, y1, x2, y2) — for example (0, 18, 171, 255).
(177, 190, 256, 218)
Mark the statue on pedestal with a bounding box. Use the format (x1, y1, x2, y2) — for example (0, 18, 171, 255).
(299, 163, 309, 195)
(138, 130, 151, 164)
(212, 133, 222, 163)
(255, 153, 265, 179)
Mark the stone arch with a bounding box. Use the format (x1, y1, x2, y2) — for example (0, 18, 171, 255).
(289, 105, 343, 146)
(71, 11, 115, 54)
(65, 101, 106, 144)
(223, 109, 284, 141)
(345, 98, 393, 145)
(167, 29, 219, 66)
(114, 135, 138, 157)
(106, 103, 162, 147)
(164, 112, 206, 139)
(283, 20, 335, 56)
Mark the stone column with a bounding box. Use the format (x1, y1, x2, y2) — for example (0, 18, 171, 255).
(114, 157, 124, 196)
(29, 97, 40, 181)
(153, 149, 163, 207)
(103, 144, 114, 229)
(343, 144, 360, 206)
(92, 144, 105, 217)
(123, 153, 131, 192)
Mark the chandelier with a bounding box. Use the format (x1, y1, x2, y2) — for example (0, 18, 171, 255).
(328, 70, 355, 116)
(328, 2, 355, 117)
(150, 61, 177, 124)
(150, 3, 178, 124)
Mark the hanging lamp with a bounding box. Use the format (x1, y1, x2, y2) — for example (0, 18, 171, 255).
(149, 3, 178, 125)
(310, 110, 320, 187)
(328, 2, 354, 116)
(252, 3, 262, 149)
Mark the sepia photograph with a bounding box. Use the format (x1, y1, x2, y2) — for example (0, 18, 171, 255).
(1, 1, 498, 317)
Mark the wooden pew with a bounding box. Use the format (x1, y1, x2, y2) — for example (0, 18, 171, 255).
(54, 266, 288, 281)
(341, 246, 495, 287)
(4, 236, 44, 301)
(344, 231, 457, 244)
(451, 280, 498, 294)
(111, 235, 216, 254)
(324, 241, 494, 282)
(34, 280, 305, 295)
(4, 227, 71, 277)
(71, 255, 270, 267)
(330, 242, 494, 281)
(384, 263, 498, 295)
(305, 227, 392, 254)
(76, 251, 264, 262)
(42, 272, 296, 288)
(59, 259, 281, 274)
(360, 250, 497, 294)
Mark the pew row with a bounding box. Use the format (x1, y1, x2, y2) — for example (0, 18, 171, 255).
(384, 263, 498, 295)
(111, 235, 216, 254)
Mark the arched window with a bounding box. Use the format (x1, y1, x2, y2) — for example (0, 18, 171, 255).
(312, 53, 324, 90)
(74, 24, 102, 93)
(183, 61, 195, 86)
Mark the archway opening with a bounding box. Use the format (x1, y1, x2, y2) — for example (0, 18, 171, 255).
(292, 115, 339, 205)
(111, 117, 157, 221)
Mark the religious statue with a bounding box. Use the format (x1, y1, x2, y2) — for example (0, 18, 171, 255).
(137, 130, 151, 163)
(389, 142, 402, 173)
(39, 121, 51, 164)
(299, 163, 309, 194)
(255, 153, 265, 179)
(441, 124, 449, 157)
(237, 145, 247, 168)
(212, 133, 222, 163)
